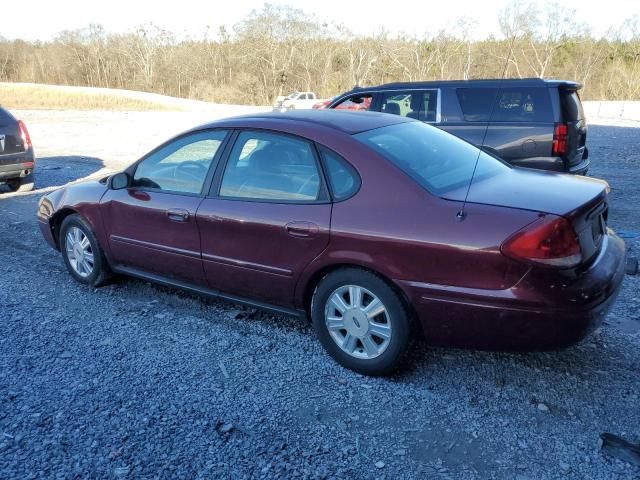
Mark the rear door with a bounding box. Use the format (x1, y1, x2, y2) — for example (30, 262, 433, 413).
(197, 130, 331, 307)
(559, 88, 588, 170)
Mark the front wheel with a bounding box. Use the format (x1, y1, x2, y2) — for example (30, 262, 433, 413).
(60, 214, 111, 287)
(311, 268, 414, 376)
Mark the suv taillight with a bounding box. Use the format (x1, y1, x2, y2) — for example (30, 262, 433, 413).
(501, 215, 581, 268)
(552, 123, 568, 156)
(18, 120, 32, 149)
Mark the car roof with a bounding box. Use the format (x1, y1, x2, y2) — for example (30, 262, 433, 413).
(200, 110, 415, 135)
(346, 77, 582, 93)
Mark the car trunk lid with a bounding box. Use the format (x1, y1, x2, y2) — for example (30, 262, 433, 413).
(444, 168, 608, 264)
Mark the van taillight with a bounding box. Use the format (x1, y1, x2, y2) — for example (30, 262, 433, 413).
(552, 123, 568, 156)
(18, 120, 32, 149)
(501, 215, 582, 268)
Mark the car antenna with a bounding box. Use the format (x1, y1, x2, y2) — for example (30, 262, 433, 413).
(456, 35, 518, 221)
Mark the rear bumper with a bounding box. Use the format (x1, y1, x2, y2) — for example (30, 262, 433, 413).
(509, 155, 590, 175)
(398, 232, 627, 350)
(0, 151, 35, 181)
(568, 159, 590, 175)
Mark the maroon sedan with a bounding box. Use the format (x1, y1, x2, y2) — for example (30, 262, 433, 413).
(37, 110, 626, 375)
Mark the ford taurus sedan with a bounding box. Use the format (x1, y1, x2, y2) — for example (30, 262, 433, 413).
(37, 110, 626, 375)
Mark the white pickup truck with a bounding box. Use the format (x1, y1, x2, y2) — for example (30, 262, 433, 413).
(273, 92, 322, 111)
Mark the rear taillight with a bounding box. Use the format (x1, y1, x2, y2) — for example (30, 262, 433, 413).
(501, 215, 582, 268)
(552, 123, 568, 156)
(17, 120, 32, 149)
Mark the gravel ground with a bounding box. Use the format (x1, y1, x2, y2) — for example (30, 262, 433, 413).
(0, 114, 639, 479)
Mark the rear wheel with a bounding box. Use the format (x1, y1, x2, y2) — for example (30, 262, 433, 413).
(60, 214, 111, 287)
(311, 268, 413, 376)
(6, 176, 34, 192)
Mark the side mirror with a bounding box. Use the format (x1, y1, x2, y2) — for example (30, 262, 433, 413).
(109, 172, 131, 190)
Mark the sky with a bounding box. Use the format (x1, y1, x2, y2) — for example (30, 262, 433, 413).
(2, 0, 639, 41)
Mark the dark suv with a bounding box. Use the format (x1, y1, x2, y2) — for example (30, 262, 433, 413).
(0, 106, 35, 192)
(327, 79, 589, 174)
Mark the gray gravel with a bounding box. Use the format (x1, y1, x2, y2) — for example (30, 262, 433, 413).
(0, 120, 639, 479)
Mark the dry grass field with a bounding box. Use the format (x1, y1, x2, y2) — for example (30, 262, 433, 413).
(0, 83, 177, 111)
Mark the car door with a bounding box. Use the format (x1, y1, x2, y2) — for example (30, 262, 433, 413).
(101, 129, 229, 284)
(196, 130, 331, 307)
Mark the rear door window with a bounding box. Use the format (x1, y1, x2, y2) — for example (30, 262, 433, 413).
(380, 92, 419, 118)
(219, 131, 322, 202)
(457, 87, 552, 123)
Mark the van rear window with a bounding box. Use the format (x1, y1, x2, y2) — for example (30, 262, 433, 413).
(456, 87, 552, 123)
(560, 90, 585, 122)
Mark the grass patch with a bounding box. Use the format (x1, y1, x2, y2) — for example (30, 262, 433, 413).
(0, 84, 178, 111)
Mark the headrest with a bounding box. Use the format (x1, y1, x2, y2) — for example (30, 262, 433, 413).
(384, 102, 401, 115)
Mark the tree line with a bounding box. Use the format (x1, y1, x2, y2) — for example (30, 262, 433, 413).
(1, 2, 639, 105)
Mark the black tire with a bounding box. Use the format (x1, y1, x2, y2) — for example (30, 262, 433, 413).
(6, 175, 34, 193)
(59, 214, 111, 287)
(311, 268, 414, 376)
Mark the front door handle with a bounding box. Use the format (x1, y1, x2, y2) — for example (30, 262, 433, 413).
(167, 208, 190, 222)
(285, 221, 318, 238)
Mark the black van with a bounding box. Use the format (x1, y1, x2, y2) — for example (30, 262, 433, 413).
(326, 79, 589, 175)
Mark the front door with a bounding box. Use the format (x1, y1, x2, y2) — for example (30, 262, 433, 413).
(197, 130, 331, 306)
(101, 129, 229, 284)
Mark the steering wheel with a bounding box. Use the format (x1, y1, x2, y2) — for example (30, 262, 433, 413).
(173, 161, 208, 181)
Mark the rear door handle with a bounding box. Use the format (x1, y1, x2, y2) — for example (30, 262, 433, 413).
(167, 208, 190, 222)
(285, 221, 318, 238)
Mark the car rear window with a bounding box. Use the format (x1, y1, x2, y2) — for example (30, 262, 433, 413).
(560, 90, 585, 122)
(456, 87, 552, 123)
(354, 122, 509, 196)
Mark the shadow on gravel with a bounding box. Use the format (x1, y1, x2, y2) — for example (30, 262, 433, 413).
(587, 124, 640, 231)
(0, 155, 106, 196)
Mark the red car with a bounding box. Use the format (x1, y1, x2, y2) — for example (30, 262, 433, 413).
(37, 110, 626, 375)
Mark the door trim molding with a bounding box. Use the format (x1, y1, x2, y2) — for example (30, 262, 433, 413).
(202, 252, 293, 277)
(110, 235, 201, 260)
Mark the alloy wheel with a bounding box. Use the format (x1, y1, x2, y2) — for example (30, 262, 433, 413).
(324, 285, 392, 359)
(65, 226, 95, 278)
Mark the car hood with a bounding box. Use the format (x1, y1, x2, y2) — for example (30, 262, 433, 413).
(443, 168, 608, 216)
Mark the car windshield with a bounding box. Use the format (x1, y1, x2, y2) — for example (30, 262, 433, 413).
(354, 121, 509, 197)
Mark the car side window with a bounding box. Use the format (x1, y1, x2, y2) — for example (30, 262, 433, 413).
(333, 94, 373, 111)
(132, 130, 227, 194)
(457, 87, 552, 123)
(220, 131, 321, 202)
(380, 91, 424, 120)
(320, 148, 360, 201)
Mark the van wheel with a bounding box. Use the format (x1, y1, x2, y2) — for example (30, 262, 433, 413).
(6, 177, 34, 192)
(311, 268, 413, 376)
(60, 214, 111, 287)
